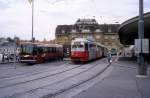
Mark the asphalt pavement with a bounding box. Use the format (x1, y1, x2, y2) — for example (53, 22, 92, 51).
(72, 57, 150, 98)
(0, 58, 109, 98)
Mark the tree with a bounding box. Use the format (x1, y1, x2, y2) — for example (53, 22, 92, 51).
(6, 37, 13, 42)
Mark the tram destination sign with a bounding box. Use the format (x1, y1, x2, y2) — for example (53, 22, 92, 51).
(74, 42, 81, 45)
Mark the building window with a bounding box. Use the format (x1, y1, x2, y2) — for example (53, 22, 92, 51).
(105, 42, 108, 45)
(87, 35, 94, 40)
(108, 29, 112, 33)
(82, 29, 90, 33)
(108, 43, 111, 46)
(62, 30, 65, 34)
(112, 43, 115, 45)
(96, 35, 101, 39)
(71, 30, 76, 33)
(95, 29, 102, 32)
(111, 36, 115, 39)
(104, 36, 108, 39)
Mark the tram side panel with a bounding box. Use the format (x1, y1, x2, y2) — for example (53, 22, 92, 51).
(97, 46, 103, 58)
(103, 47, 108, 57)
(71, 38, 107, 62)
(20, 43, 64, 64)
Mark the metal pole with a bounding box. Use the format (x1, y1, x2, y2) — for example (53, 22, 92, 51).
(14, 44, 16, 69)
(32, 0, 34, 42)
(138, 0, 147, 75)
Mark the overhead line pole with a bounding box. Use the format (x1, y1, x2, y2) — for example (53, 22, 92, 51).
(32, 0, 34, 42)
(138, 0, 147, 75)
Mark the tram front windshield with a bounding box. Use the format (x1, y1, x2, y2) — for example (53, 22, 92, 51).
(21, 44, 34, 54)
(72, 42, 84, 51)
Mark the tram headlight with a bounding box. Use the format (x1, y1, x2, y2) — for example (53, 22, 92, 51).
(42, 53, 46, 57)
(24, 55, 29, 57)
(71, 52, 74, 55)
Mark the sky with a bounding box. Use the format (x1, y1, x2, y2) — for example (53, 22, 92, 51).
(0, 0, 150, 41)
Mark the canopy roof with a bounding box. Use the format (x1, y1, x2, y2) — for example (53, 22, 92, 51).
(118, 12, 150, 45)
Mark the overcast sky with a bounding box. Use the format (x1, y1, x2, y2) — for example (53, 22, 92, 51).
(0, 0, 150, 41)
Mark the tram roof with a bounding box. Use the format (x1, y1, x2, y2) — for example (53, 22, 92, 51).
(37, 44, 63, 48)
(21, 42, 62, 48)
(73, 38, 95, 42)
(72, 38, 107, 48)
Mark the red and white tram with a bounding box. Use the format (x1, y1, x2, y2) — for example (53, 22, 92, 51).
(20, 43, 63, 64)
(71, 38, 108, 62)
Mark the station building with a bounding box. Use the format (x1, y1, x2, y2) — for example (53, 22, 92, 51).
(118, 12, 150, 59)
(55, 19, 123, 56)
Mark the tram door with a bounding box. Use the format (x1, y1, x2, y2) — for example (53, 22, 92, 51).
(63, 45, 71, 57)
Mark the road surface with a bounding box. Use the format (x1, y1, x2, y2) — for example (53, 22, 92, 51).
(0, 58, 110, 98)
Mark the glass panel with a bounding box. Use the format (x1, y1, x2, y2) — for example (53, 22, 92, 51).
(21, 44, 34, 54)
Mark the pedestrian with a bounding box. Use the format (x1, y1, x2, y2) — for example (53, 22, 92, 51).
(2, 52, 4, 63)
(107, 52, 112, 64)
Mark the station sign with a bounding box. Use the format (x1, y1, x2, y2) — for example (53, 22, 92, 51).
(0, 54, 2, 62)
(135, 39, 141, 54)
(134, 39, 149, 54)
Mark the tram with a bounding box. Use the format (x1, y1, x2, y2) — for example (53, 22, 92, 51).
(20, 42, 63, 64)
(71, 38, 108, 62)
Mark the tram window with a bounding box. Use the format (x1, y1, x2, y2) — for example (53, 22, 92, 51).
(54, 48, 56, 52)
(97, 46, 100, 49)
(56, 47, 61, 52)
(52, 47, 56, 52)
(42, 48, 45, 52)
(72, 45, 83, 48)
(72, 45, 77, 48)
(85, 43, 88, 51)
(43, 47, 48, 53)
(89, 44, 93, 48)
(52, 48, 54, 52)
(93, 45, 96, 48)
(48, 47, 52, 52)
(78, 45, 83, 48)
(58, 47, 63, 52)
(33, 48, 38, 54)
(38, 47, 43, 53)
(57, 47, 60, 52)
(55, 48, 58, 52)
(57, 48, 59, 52)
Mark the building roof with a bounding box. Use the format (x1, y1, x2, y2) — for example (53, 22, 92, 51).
(75, 19, 98, 25)
(55, 19, 120, 35)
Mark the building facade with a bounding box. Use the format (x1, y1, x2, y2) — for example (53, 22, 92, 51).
(0, 38, 20, 63)
(55, 19, 123, 52)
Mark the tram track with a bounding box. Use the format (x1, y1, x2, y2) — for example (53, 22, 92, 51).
(42, 62, 110, 98)
(0, 61, 69, 81)
(54, 65, 113, 98)
(0, 59, 106, 98)
(0, 62, 82, 88)
(0, 59, 104, 98)
(0, 61, 68, 80)
(0, 60, 65, 70)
